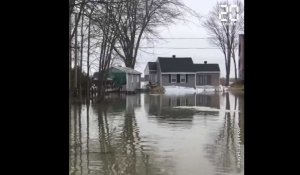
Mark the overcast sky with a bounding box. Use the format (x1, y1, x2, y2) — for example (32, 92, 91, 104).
(87, 0, 244, 78)
(133, 0, 244, 78)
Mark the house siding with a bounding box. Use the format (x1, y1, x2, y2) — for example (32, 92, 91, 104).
(161, 74, 195, 88)
(149, 72, 158, 83)
(124, 74, 141, 92)
(196, 73, 220, 86)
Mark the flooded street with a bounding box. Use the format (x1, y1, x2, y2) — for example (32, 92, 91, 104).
(70, 92, 244, 175)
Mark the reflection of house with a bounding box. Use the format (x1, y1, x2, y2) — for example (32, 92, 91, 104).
(144, 55, 220, 88)
(126, 95, 141, 114)
(146, 94, 220, 108)
(238, 34, 244, 80)
(93, 66, 142, 92)
(145, 94, 220, 117)
(163, 94, 196, 107)
(195, 94, 219, 108)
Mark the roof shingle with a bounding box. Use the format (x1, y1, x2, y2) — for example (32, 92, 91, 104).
(193, 64, 220, 72)
(158, 57, 194, 72)
(148, 62, 157, 71)
(157, 57, 220, 72)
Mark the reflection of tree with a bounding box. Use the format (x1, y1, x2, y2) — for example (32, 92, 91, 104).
(69, 104, 77, 175)
(71, 94, 175, 175)
(238, 94, 244, 145)
(86, 102, 90, 175)
(90, 95, 161, 175)
(70, 103, 84, 175)
(204, 93, 244, 174)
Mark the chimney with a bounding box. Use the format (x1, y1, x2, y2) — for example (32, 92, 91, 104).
(204, 61, 207, 64)
(172, 55, 176, 59)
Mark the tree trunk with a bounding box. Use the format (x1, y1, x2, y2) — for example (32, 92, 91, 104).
(226, 47, 231, 86)
(232, 48, 238, 81)
(97, 71, 106, 102)
(79, 13, 84, 99)
(69, 12, 72, 97)
(226, 24, 231, 87)
(74, 13, 78, 96)
(86, 17, 91, 99)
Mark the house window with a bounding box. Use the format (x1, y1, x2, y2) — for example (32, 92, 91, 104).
(171, 74, 177, 83)
(199, 75, 203, 85)
(131, 75, 134, 83)
(137, 76, 139, 82)
(180, 74, 186, 83)
(203, 76, 207, 85)
(199, 75, 211, 85)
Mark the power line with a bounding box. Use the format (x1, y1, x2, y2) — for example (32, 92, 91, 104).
(138, 47, 220, 49)
(146, 37, 214, 40)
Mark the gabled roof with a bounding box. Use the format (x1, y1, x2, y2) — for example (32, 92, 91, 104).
(92, 66, 141, 80)
(148, 62, 157, 71)
(193, 64, 220, 72)
(156, 57, 220, 73)
(111, 66, 141, 74)
(158, 57, 194, 72)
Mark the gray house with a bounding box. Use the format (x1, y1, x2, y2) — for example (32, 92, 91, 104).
(144, 62, 158, 83)
(144, 55, 220, 89)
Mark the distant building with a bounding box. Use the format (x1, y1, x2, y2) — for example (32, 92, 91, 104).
(144, 62, 158, 83)
(144, 55, 220, 89)
(238, 34, 244, 80)
(93, 66, 141, 92)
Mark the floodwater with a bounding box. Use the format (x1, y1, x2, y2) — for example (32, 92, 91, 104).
(70, 92, 244, 175)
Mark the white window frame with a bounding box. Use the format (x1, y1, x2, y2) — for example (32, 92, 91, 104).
(171, 74, 177, 83)
(180, 74, 186, 83)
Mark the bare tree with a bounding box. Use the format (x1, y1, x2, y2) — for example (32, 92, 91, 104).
(86, 11, 93, 98)
(202, 0, 243, 86)
(74, 14, 79, 95)
(86, 0, 124, 101)
(69, 0, 200, 101)
(79, 12, 85, 99)
(112, 0, 199, 68)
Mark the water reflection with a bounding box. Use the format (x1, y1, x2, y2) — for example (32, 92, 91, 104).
(70, 92, 244, 175)
(204, 93, 244, 175)
(144, 94, 220, 128)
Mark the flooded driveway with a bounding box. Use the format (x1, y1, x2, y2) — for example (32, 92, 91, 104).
(70, 92, 244, 175)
